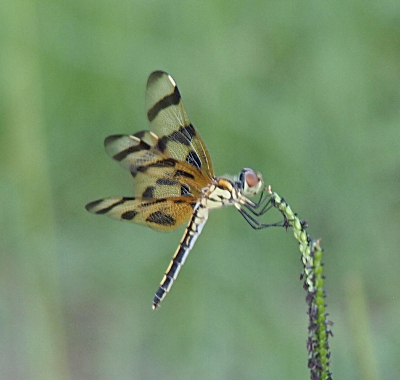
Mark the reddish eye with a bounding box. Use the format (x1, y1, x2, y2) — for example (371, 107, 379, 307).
(245, 169, 260, 188)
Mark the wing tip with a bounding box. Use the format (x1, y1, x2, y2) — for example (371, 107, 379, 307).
(85, 199, 103, 213)
(104, 134, 125, 147)
(148, 70, 168, 85)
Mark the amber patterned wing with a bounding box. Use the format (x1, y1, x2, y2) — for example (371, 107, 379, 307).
(104, 131, 210, 199)
(145, 71, 214, 180)
(85, 196, 197, 232)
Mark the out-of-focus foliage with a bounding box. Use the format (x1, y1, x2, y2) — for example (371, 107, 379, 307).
(1, 0, 399, 379)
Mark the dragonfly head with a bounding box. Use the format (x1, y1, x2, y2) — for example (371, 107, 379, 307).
(239, 168, 264, 197)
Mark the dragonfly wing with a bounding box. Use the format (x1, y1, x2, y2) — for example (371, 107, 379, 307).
(85, 196, 197, 232)
(146, 71, 214, 179)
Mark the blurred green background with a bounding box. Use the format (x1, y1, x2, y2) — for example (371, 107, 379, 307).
(1, 0, 399, 379)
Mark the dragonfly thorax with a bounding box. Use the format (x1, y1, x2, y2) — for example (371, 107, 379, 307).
(203, 168, 264, 210)
(203, 177, 237, 209)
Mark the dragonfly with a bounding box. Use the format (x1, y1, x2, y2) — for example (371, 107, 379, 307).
(85, 71, 279, 309)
